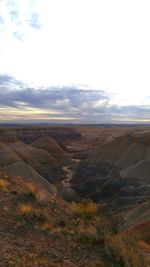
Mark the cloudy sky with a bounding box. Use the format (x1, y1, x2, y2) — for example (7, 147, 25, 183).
(0, 0, 150, 123)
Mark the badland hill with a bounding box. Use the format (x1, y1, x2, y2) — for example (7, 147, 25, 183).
(0, 124, 149, 266)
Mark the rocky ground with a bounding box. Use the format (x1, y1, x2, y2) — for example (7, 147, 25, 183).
(0, 171, 149, 267)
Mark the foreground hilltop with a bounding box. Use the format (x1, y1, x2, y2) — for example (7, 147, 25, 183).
(0, 171, 149, 267)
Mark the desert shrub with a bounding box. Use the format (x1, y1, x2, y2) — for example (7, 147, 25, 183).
(18, 203, 46, 224)
(70, 199, 97, 220)
(19, 203, 34, 215)
(0, 178, 9, 192)
(104, 234, 147, 267)
(25, 181, 37, 200)
(76, 225, 100, 243)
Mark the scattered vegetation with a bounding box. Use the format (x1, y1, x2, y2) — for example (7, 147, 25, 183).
(104, 234, 147, 267)
(0, 178, 9, 192)
(25, 181, 37, 200)
(18, 203, 34, 215)
(18, 203, 46, 225)
(0, 172, 149, 267)
(70, 199, 97, 220)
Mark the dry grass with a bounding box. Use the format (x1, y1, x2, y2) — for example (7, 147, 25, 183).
(77, 224, 99, 242)
(25, 181, 37, 200)
(70, 199, 97, 219)
(139, 239, 150, 250)
(0, 172, 148, 267)
(0, 178, 9, 192)
(104, 234, 147, 267)
(18, 203, 48, 226)
(25, 180, 49, 201)
(18, 203, 34, 215)
(27, 181, 37, 195)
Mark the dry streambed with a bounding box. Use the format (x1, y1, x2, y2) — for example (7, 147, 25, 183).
(62, 159, 81, 188)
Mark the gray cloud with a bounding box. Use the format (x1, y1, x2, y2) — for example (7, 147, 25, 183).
(28, 13, 41, 29)
(0, 86, 110, 111)
(0, 74, 150, 123)
(0, 74, 24, 89)
(0, 74, 18, 85)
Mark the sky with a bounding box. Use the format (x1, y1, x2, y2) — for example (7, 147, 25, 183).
(0, 0, 150, 123)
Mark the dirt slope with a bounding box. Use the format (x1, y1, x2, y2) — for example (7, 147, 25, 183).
(0, 172, 149, 267)
(0, 139, 64, 183)
(3, 162, 57, 196)
(32, 136, 69, 164)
